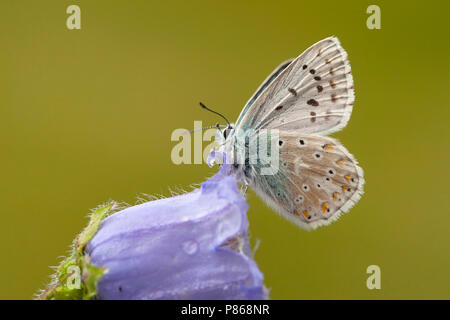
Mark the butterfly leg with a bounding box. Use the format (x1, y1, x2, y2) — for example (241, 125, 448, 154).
(240, 183, 249, 195)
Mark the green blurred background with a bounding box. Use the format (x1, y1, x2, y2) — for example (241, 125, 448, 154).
(1, 1, 449, 299)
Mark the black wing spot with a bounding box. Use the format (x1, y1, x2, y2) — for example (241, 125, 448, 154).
(307, 99, 319, 106)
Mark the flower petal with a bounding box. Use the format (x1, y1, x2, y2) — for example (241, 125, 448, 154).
(87, 171, 267, 300)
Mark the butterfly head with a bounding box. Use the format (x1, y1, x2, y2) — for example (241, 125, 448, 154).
(214, 122, 235, 146)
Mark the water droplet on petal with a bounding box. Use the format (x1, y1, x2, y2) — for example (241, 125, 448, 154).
(182, 240, 198, 255)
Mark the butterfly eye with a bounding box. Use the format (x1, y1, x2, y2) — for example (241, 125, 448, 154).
(298, 139, 306, 146)
(279, 140, 284, 147)
(302, 184, 310, 191)
(314, 152, 322, 159)
(328, 169, 335, 176)
(223, 127, 234, 139)
(295, 196, 304, 203)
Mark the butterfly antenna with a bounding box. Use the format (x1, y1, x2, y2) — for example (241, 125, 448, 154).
(199, 102, 232, 127)
(184, 124, 225, 135)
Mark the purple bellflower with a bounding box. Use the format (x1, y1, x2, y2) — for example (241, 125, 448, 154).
(86, 160, 268, 299)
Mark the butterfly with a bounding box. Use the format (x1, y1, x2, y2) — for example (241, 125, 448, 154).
(207, 36, 364, 230)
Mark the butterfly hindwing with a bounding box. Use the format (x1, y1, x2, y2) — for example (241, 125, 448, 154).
(248, 131, 364, 230)
(235, 37, 354, 136)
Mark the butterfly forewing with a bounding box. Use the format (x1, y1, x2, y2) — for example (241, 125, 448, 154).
(236, 59, 294, 128)
(235, 37, 354, 136)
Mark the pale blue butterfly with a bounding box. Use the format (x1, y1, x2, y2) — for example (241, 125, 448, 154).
(206, 37, 364, 230)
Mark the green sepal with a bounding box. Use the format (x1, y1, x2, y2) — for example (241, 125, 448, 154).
(37, 202, 116, 300)
(80, 255, 108, 300)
